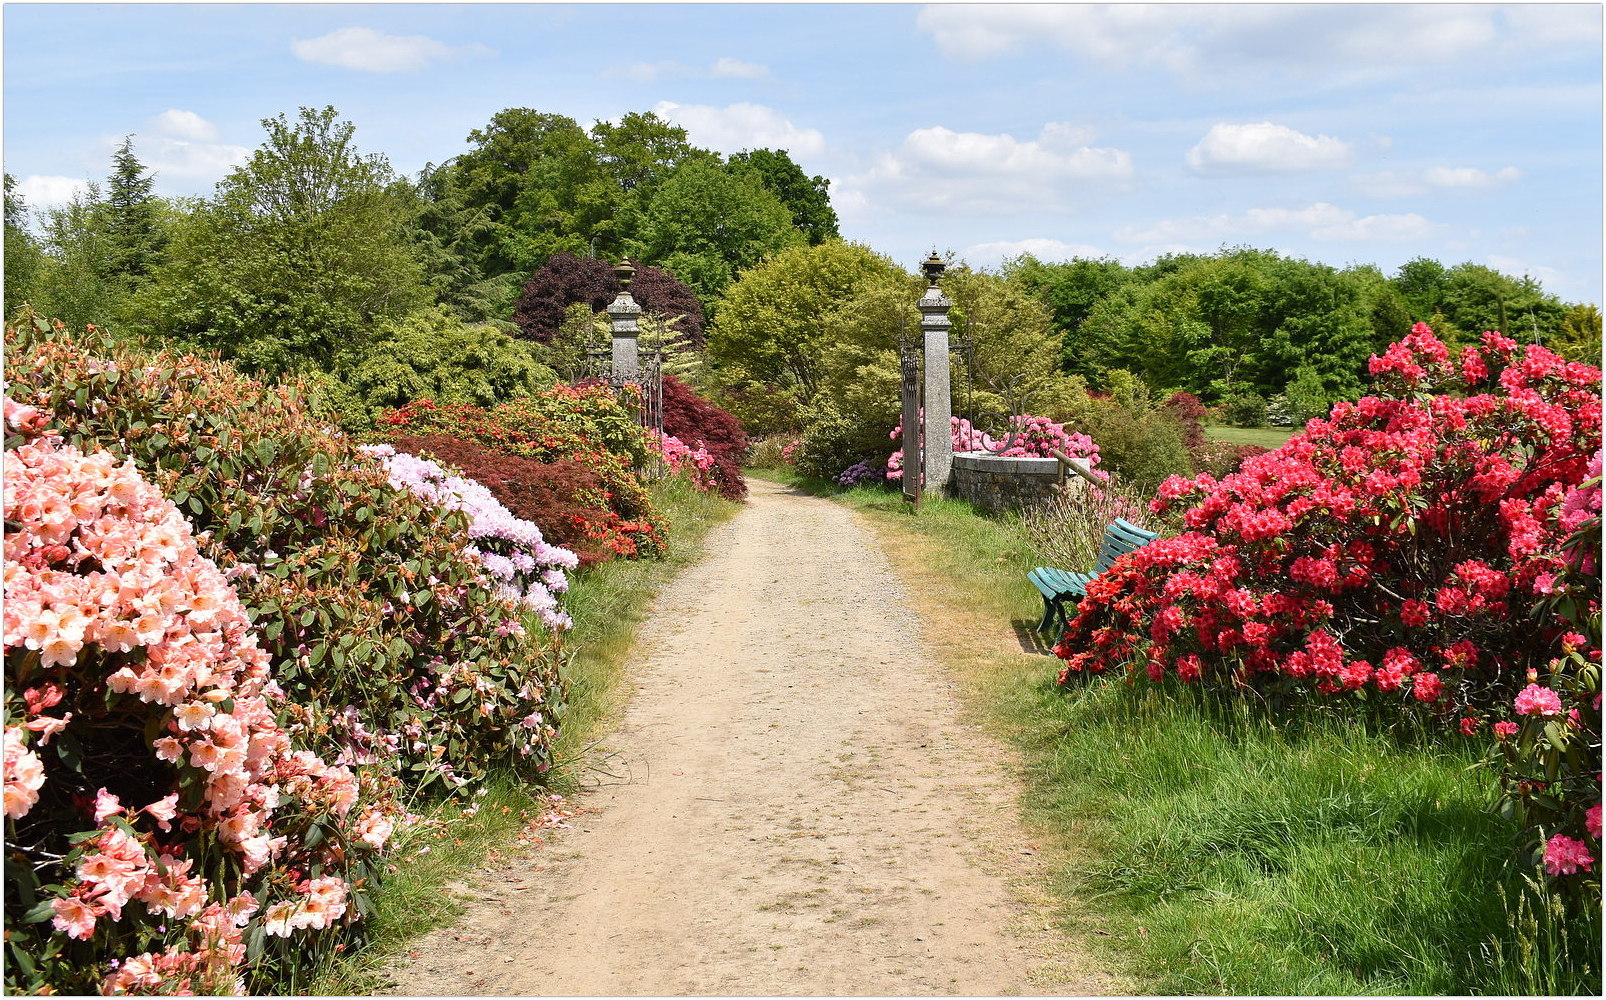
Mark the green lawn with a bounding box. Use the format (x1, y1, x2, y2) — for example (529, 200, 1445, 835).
(752, 468, 1597, 997)
(1204, 424, 1299, 448)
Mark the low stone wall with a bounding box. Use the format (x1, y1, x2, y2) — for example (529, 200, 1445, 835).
(950, 451, 1067, 513)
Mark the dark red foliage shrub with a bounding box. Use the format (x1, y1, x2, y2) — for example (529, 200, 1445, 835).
(629, 265, 706, 349)
(1163, 390, 1209, 457)
(661, 375, 748, 500)
(512, 253, 705, 348)
(379, 389, 665, 562)
(384, 433, 616, 567)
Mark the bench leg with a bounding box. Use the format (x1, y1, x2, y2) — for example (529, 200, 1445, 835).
(1036, 596, 1058, 633)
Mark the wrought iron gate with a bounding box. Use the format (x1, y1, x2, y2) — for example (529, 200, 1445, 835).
(582, 346, 666, 479)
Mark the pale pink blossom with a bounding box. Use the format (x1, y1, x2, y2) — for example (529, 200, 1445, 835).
(3, 726, 45, 820)
(23, 712, 71, 745)
(50, 895, 98, 940)
(92, 788, 124, 823)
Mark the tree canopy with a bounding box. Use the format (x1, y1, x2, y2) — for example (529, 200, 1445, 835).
(128, 106, 428, 374)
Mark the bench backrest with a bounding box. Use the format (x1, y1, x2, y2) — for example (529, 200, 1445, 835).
(1092, 517, 1160, 574)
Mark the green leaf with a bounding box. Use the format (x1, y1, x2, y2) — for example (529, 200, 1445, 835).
(9, 940, 38, 976)
(22, 898, 57, 923)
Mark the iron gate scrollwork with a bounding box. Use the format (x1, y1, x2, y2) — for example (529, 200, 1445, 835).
(899, 335, 922, 508)
(582, 346, 665, 479)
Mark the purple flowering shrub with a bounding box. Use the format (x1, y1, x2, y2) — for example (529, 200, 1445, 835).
(836, 461, 888, 488)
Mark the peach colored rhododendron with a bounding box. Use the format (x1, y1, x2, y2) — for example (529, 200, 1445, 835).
(3, 430, 393, 994)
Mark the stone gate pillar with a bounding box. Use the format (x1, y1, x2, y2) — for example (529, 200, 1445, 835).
(607, 259, 642, 384)
(918, 252, 954, 494)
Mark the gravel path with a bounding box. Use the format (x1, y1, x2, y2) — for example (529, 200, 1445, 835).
(384, 478, 1106, 996)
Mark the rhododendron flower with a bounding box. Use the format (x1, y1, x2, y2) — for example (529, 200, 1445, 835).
(92, 788, 124, 823)
(3, 726, 45, 819)
(354, 809, 394, 850)
(50, 894, 98, 940)
(1493, 721, 1520, 740)
(4, 430, 375, 984)
(1543, 833, 1595, 876)
(1587, 804, 1602, 840)
(144, 793, 180, 829)
(1411, 672, 1444, 703)
(23, 712, 71, 745)
(362, 445, 577, 629)
(1514, 684, 1564, 717)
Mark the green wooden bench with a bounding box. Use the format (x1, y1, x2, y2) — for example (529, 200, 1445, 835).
(1029, 518, 1160, 634)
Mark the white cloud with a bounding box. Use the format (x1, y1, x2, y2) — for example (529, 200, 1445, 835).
(650, 101, 825, 157)
(291, 27, 492, 73)
(11, 175, 91, 210)
(1485, 255, 1567, 294)
(1187, 122, 1352, 174)
(711, 57, 770, 79)
(1115, 202, 1445, 245)
(1310, 212, 1447, 242)
(836, 123, 1133, 217)
(150, 109, 219, 142)
(142, 111, 249, 183)
(608, 61, 676, 82)
(962, 238, 1111, 265)
(608, 57, 772, 82)
(1351, 165, 1522, 197)
(915, 4, 1588, 81)
(1424, 165, 1522, 189)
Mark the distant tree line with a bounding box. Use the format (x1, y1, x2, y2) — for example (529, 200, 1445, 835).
(3, 103, 1595, 442)
(1009, 248, 1601, 416)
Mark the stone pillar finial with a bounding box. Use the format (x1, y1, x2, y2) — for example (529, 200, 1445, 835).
(607, 259, 643, 383)
(919, 252, 954, 494)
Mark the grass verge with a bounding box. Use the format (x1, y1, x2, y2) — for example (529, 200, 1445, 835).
(752, 468, 1594, 996)
(307, 475, 742, 994)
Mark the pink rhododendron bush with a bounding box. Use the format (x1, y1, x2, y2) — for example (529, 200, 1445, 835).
(1054, 325, 1600, 899)
(3, 433, 382, 996)
(646, 429, 721, 495)
(3, 314, 580, 990)
(4, 315, 570, 795)
(887, 413, 1103, 482)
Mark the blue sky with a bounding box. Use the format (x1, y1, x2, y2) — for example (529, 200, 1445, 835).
(5, 3, 1602, 303)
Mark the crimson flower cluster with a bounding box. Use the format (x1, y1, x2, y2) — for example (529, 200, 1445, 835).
(1058, 326, 1598, 700)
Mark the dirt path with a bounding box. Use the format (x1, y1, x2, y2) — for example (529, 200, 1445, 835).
(384, 479, 1109, 997)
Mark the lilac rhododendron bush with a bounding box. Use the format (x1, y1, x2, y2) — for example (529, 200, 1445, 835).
(3, 315, 577, 991)
(361, 443, 579, 630)
(1054, 324, 1601, 899)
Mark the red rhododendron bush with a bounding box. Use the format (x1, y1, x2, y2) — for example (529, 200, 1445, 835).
(1055, 324, 1601, 896)
(3, 431, 381, 995)
(379, 390, 667, 562)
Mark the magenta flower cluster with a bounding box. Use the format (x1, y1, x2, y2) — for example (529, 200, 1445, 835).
(886, 413, 1104, 482)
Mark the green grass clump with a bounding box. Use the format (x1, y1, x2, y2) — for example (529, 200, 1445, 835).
(787, 473, 1594, 997)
